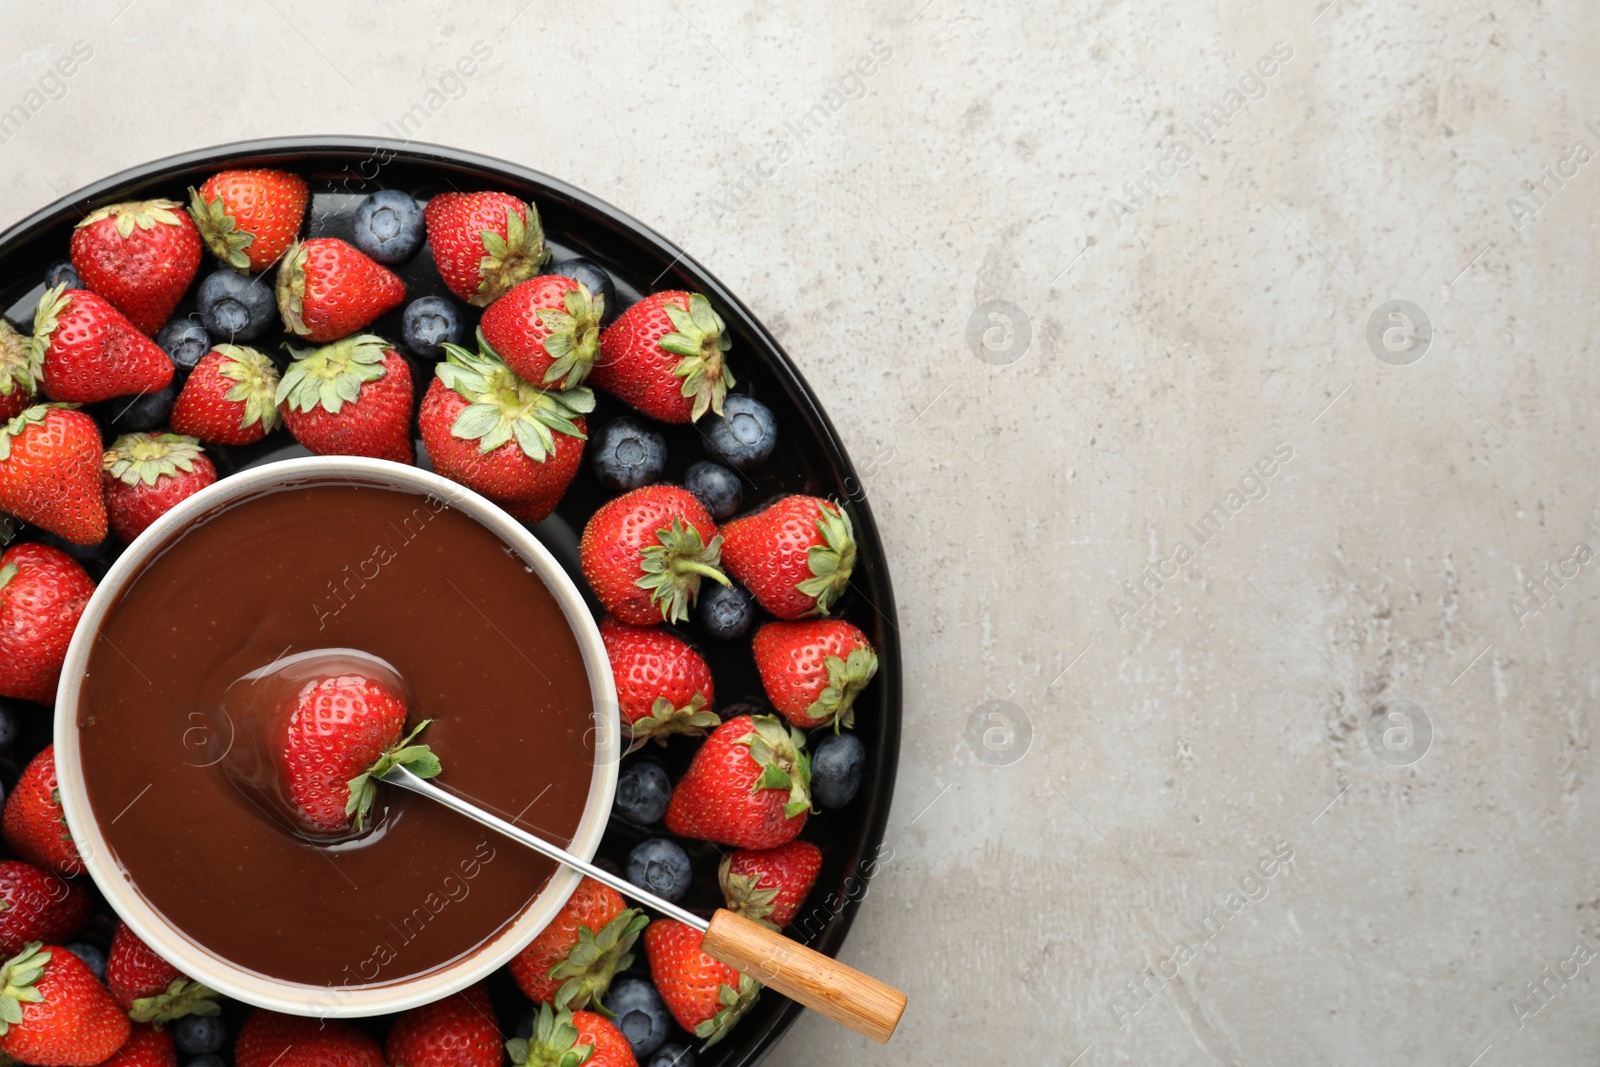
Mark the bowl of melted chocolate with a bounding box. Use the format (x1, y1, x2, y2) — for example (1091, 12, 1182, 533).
(53, 457, 619, 1017)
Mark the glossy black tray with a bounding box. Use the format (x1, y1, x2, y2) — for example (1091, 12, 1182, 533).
(0, 137, 900, 1065)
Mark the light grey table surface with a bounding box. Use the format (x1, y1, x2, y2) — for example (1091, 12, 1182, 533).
(3, 2, 1597, 1064)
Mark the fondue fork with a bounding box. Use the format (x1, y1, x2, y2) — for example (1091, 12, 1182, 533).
(379, 763, 907, 1043)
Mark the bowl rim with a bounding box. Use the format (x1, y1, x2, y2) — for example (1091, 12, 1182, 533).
(53, 455, 621, 1018)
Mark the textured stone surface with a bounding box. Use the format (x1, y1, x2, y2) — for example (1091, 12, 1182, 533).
(3, 1, 1597, 1062)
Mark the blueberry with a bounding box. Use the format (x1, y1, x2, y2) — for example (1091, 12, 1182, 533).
(44, 260, 80, 291)
(810, 732, 865, 809)
(0, 701, 20, 752)
(197, 270, 275, 341)
(511, 1006, 536, 1041)
(186, 1057, 226, 1067)
(606, 975, 671, 1056)
(156, 318, 213, 370)
(625, 838, 692, 903)
(717, 701, 764, 724)
(697, 582, 754, 641)
(683, 461, 741, 520)
(546, 258, 618, 324)
(648, 1044, 696, 1067)
(591, 417, 667, 492)
(614, 761, 672, 825)
(352, 190, 426, 265)
(400, 296, 466, 360)
(109, 380, 181, 434)
(171, 1015, 226, 1056)
(62, 942, 105, 981)
(703, 395, 777, 471)
(35, 530, 121, 564)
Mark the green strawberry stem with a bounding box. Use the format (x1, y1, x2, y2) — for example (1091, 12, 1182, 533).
(28, 285, 69, 383)
(0, 321, 35, 399)
(78, 199, 185, 239)
(277, 334, 390, 415)
(213, 345, 281, 433)
(505, 1002, 592, 1067)
(635, 518, 731, 624)
(0, 564, 15, 594)
(128, 977, 221, 1025)
(807, 646, 879, 732)
(187, 186, 254, 271)
(796, 502, 857, 615)
(103, 433, 206, 488)
(472, 204, 548, 307)
(660, 294, 735, 422)
(437, 343, 593, 461)
(738, 716, 813, 818)
(625, 694, 720, 754)
(551, 908, 649, 1014)
(346, 719, 441, 831)
(534, 284, 604, 389)
(698, 974, 762, 1047)
(0, 942, 48, 1033)
(0, 404, 74, 464)
(718, 855, 782, 929)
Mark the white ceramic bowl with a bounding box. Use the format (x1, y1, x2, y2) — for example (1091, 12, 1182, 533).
(53, 456, 619, 1018)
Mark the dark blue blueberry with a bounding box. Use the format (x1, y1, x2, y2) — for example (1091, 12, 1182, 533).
(511, 1006, 536, 1041)
(648, 1044, 696, 1067)
(810, 731, 865, 809)
(614, 761, 672, 825)
(546, 257, 618, 324)
(62, 942, 105, 981)
(109, 380, 181, 434)
(683, 461, 741, 520)
(352, 190, 426, 265)
(626, 837, 692, 903)
(702, 395, 776, 471)
(400, 296, 466, 360)
(591, 417, 667, 492)
(197, 270, 275, 341)
(697, 581, 754, 641)
(156, 318, 213, 370)
(0, 700, 20, 752)
(171, 1015, 227, 1056)
(717, 701, 764, 724)
(606, 975, 671, 1057)
(44, 260, 80, 291)
(35, 530, 121, 564)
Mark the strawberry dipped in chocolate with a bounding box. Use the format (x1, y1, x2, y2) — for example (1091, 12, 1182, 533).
(217, 648, 439, 839)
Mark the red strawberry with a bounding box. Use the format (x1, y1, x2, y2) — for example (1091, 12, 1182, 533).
(3, 746, 82, 876)
(69, 199, 202, 336)
(99, 1023, 175, 1067)
(235, 1010, 383, 1067)
(599, 617, 718, 749)
(480, 275, 605, 388)
(281, 674, 439, 834)
(419, 344, 590, 510)
(101, 433, 217, 543)
(664, 714, 810, 849)
(720, 496, 857, 619)
(187, 169, 309, 273)
(32, 287, 174, 403)
(506, 1004, 636, 1067)
(169, 345, 280, 446)
(643, 919, 760, 1046)
(0, 321, 36, 423)
(106, 922, 218, 1025)
(718, 840, 823, 929)
(0, 861, 91, 957)
(0, 943, 131, 1065)
(275, 239, 405, 343)
(508, 876, 645, 1011)
(593, 291, 734, 423)
(424, 191, 548, 307)
(0, 543, 95, 705)
(276, 336, 413, 463)
(751, 619, 878, 731)
(0, 405, 107, 546)
(384, 982, 500, 1067)
(578, 486, 729, 626)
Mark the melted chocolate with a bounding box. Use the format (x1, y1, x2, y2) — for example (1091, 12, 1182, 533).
(76, 483, 596, 988)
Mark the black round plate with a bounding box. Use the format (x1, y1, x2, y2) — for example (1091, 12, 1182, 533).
(0, 137, 901, 1064)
